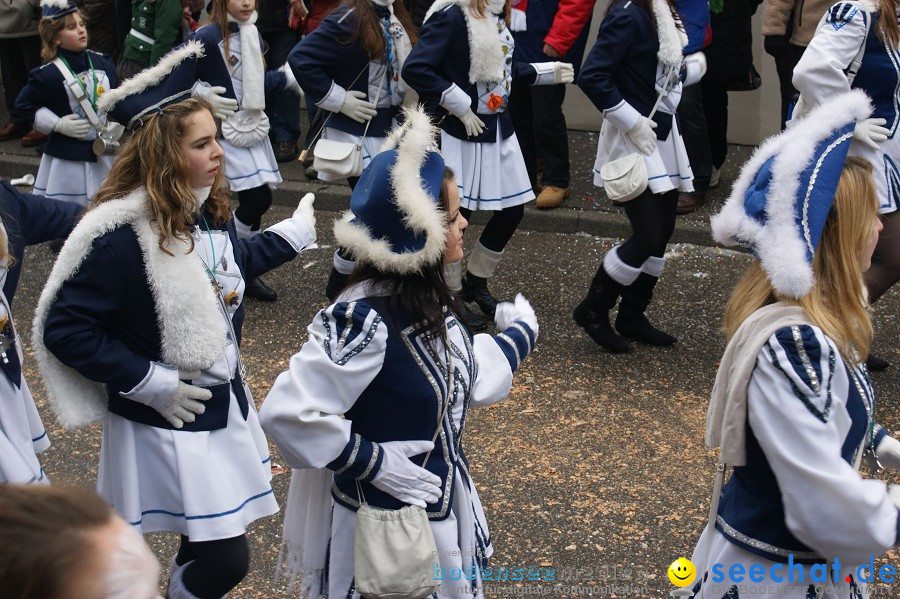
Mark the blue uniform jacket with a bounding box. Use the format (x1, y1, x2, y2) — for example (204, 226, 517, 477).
(287, 5, 400, 138)
(577, 0, 674, 139)
(15, 49, 117, 163)
(189, 23, 288, 105)
(43, 216, 296, 431)
(0, 183, 79, 388)
(402, 4, 538, 143)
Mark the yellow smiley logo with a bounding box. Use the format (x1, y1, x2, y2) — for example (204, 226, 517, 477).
(667, 557, 697, 588)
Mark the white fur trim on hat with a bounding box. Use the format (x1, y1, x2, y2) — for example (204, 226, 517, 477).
(98, 41, 205, 114)
(710, 89, 872, 299)
(334, 105, 448, 275)
(40, 0, 72, 10)
(651, 0, 687, 68)
(424, 0, 504, 83)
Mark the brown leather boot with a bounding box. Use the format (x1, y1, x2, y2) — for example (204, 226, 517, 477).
(536, 185, 571, 209)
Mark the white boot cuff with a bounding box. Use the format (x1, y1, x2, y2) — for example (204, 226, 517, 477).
(603, 246, 642, 285)
(466, 242, 504, 279)
(642, 255, 665, 278)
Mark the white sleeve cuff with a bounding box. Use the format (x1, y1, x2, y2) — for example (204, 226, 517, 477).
(120, 362, 179, 406)
(280, 63, 303, 96)
(683, 52, 707, 86)
(531, 62, 556, 86)
(267, 217, 318, 253)
(439, 83, 472, 118)
(602, 100, 642, 133)
(34, 108, 60, 135)
(191, 80, 212, 100)
(317, 81, 347, 114)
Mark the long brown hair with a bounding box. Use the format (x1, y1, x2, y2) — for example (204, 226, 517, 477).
(340, 0, 419, 60)
(724, 156, 879, 362)
(877, 0, 900, 48)
(39, 12, 85, 62)
(92, 98, 231, 254)
(0, 484, 113, 599)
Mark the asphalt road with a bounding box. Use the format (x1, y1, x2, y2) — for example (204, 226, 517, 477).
(3, 191, 898, 597)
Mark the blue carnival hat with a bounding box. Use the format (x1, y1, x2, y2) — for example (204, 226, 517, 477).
(711, 89, 873, 298)
(334, 105, 447, 275)
(41, 0, 78, 19)
(97, 41, 204, 130)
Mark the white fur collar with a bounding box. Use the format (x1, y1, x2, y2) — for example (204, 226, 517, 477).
(425, 0, 504, 84)
(33, 188, 227, 428)
(651, 0, 687, 68)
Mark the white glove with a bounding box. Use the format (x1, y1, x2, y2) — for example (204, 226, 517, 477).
(143, 381, 211, 429)
(627, 116, 658, 156)
(853, 117, 889, 151)
(494, 293, 539, 341)
(875, 430, 900, 470)
(195, 85, 238, 120)
(552, 62, 574, 84)
(339, 90, 377, 123)
(104, 121, 125, 141)
(458, 108, 486, 137)
(294, 192, 316, 241)
(371, 440, 442, 508)
(53, 114, 91, 140)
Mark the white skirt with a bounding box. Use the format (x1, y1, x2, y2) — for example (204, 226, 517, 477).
(0, 375, 50, 484)
(440, 129, 535, 211)
(221, 136, 283, 192)
(316, 127, 387, 183)
(592, 115, 694, 195)
(328, 467, 494, 598)
(690, 528, 871, 598)
(34, 153, 115, 207)
(97, 389, 278, 541)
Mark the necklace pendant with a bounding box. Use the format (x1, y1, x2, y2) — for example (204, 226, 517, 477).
(223, 256, 228, 272)
(211, 279, 223, 295)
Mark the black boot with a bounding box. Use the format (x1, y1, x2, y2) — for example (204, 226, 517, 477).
(572, 267, 631, 353)
(614, 273, 677, 346)
(462, 273, 498, 318)
(866, 353, 890, 372)
(246, 275, 277, 302)
(325, 267, 350, 302)
(457, 301, 487, 333)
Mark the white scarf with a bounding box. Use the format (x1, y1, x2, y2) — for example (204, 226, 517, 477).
(227, 11, 265, 111)
(425, 0, 505, 83)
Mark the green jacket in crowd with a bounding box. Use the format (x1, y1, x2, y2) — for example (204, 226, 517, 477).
(121, 0, 183, 66)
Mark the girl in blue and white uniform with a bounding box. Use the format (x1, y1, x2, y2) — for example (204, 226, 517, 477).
(288, 0, 417, 300)
(0, 183, 78, 484)
(190, 0, 300, 301)
(690, 91, 900, 599)
(574, 0, 705, 354)
(33, 44, 317, 599)
(15, 0, 118, 206)
(793, 0, 900, 370)
(402, 0, 573, 326)
(260, 107, 539, 599)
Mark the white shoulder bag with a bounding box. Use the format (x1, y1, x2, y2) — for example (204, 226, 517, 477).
(600, 66, 672, 203)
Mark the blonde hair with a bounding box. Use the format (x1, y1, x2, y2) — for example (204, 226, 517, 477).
(723, 156, 878, 363)
(92, 98, 232, 254)
(469, 0, 511, 24)
(39, 12, 85, 62)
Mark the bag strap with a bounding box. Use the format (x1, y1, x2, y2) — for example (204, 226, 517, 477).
(299, 62, 387, 161)
(357, 322, 453, 507)
(647, 64, 675, 121)
(52, 58, 105, 134)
